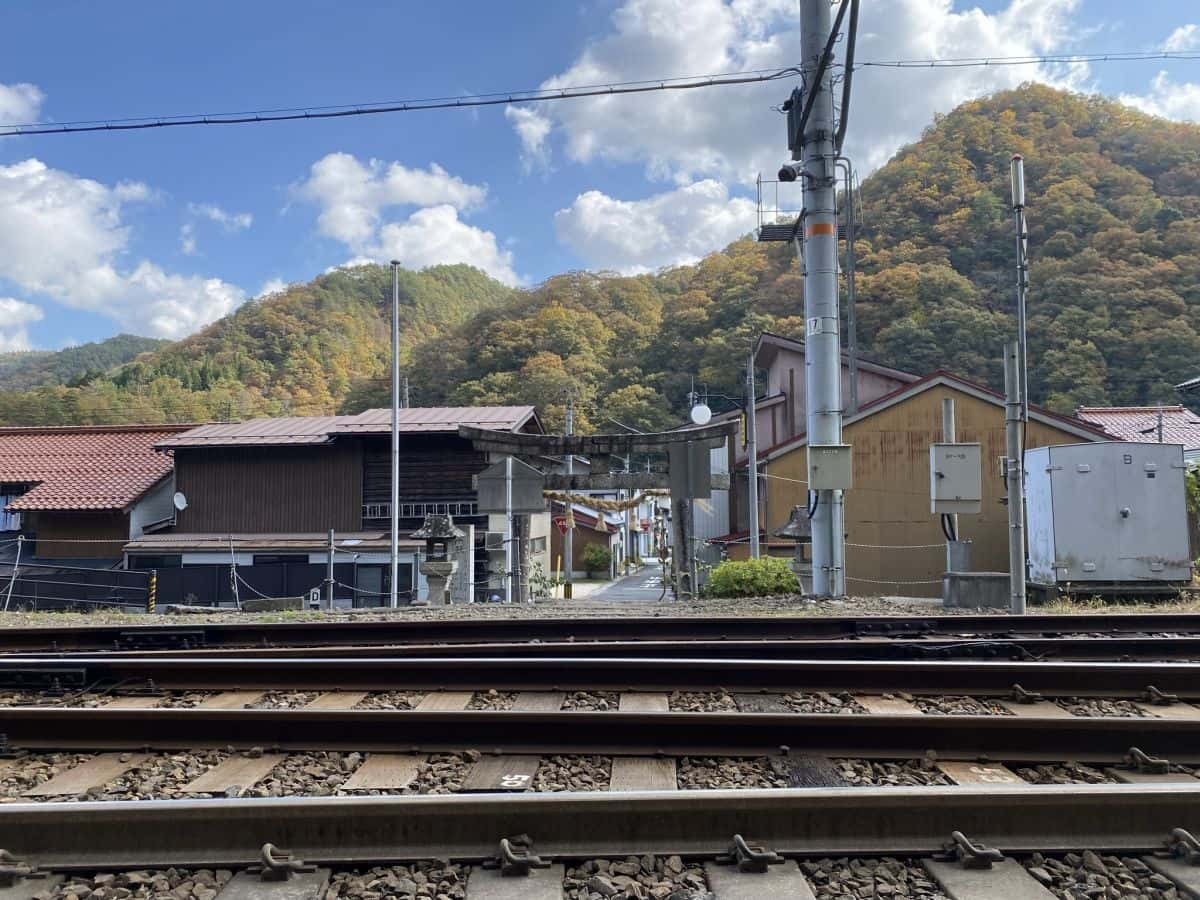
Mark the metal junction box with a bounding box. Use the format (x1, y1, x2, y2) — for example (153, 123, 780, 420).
(929, 443, 982, 514)
(1025, 442, 1191, 588)
(807, 444, 852, 491)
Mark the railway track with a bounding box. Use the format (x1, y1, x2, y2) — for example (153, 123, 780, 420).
(2, 611, 1200, 653)
(4, 625, 1200, 898)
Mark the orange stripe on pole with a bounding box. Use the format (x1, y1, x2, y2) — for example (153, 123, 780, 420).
(805, 223, 837, 237)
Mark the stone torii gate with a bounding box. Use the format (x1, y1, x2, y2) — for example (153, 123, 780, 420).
(460, 421, 736, 599)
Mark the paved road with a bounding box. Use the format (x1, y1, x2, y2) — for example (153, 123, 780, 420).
(585, 562, 668, 603)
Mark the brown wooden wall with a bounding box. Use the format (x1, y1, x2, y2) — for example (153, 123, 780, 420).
(172, 442, 362, 533)
(361, 435, 487, 506)
(762, 385, 1098, 597)
(28, 510, 128, 559)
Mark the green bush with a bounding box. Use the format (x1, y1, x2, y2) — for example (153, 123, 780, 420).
(704, 557, 799, 598)
(582, 544, 613, 577)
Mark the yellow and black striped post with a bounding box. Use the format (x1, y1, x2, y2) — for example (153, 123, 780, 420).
(146, 569, 157, 614)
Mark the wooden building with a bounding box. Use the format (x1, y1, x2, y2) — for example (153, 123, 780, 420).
(727, 372, 1111, 595)
(129, 407, 549, 605)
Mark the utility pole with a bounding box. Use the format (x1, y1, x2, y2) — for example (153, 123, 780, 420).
(389, 261, 401, 608)
(1011, 155, 1030, 424)
(1004, 341, 1026, 614)
(325, 528, 335, 611)
(798, 0, 846, 597)
(942, 397, 959, 572)
(563, 393, 575, 599)
(746, 354, 761, 559)
(504, 454, 514, 604)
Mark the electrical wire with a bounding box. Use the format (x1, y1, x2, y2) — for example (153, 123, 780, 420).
(4, 48, 1195, 139)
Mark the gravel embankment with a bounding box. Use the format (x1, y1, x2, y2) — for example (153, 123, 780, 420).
(531, 755, 611, 792)
(467, 689, 518, 710)
(913, 695, 1013, 716)
(670, 690, 738, 712)
(833, 758, 953, 786)
(562, 690, 620, 710)
(45, 868, 234, 900)
(802, 858, 949, 900)
(564, 854, 712, 900)
(1054, 697, 1150, 717)
(1025, 851, 1180, 899)
(325, 863, 469, 899)
(783, 691, 867, 714)
(356, 690, 424, 710)
(1014, 762, 1118, 784)
(677, 756, 789, 790)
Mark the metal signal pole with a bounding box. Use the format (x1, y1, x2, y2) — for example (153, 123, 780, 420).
(563, 393, 575, 600)
(746, 355, 761, 559)
(799, 0, 846, 597)
(389, 260, 401, 609)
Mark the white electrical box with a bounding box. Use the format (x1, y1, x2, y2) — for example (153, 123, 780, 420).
(929, 443, 982, 514)
(807, 444, 853, 490)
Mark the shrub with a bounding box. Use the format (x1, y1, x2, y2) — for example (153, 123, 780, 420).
(582, 543, 613, 577)
(704, 557, 799, 598)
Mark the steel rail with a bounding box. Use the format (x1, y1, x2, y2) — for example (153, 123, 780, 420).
(1, 612, 1199, 653)
(0, 786, 1196, 869)
(22, 635, 1200, 661)
(3, 655, 1197, 695)
(4, 708, 1199, 761)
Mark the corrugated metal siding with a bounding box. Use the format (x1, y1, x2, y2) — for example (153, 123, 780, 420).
(762, 385, 1098, 597)
(173, 443, 362, 533)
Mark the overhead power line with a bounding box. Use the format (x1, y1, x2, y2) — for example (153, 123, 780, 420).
(2, 49, 1196, 138)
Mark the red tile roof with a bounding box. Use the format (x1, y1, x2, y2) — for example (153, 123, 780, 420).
(1076, 406, 1200, 449)
(0, 425, 192, 512)
(157, 406, 540, 449)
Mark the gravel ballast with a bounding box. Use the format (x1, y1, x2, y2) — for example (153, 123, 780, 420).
(564, 854, 713, 900)
(356, 690, 424, 710)
(41, 868, 234, 900)
(562, 690, 620, 711)
(833, 758, 954, 787)
(802, 858, 949, 900)
(913, 695, 1013, 716)
(1025, 851, 1181, 899)
(467, 689, 518, 710)
(249, 690, 321, 709)
(0, 752, 94, 801)
(325, 862, 469, 899)
(670, 690, 738, 712)
(677, 756, 789, 790)
(241, 751, 357, 797)
(1013, 762, 1118, 785)
(783, 690, 867, 714)
(531, 755, 611, 792)
(1054, 697, 1150, 718)
(406, 751, 479, 794)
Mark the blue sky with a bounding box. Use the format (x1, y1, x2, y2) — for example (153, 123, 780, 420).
(0, 0, 1197, 351)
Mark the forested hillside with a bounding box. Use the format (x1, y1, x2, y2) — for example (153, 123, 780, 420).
(1, 84, 1198, 428)
(0, 334, 166, 393)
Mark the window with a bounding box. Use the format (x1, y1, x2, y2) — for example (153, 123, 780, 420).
(129, 555, 182, 569)
(530, 536, 547, 554)
(253, 554, 310, 565)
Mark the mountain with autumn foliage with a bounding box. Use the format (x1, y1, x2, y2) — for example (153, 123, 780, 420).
(1, 83, 1198, 429)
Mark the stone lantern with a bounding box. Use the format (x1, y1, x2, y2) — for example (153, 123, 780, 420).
(773, 506, 813, 593)
(412, 514, 465, 606)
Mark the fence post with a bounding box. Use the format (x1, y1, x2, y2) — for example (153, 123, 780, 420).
(147, 569, 157, 614)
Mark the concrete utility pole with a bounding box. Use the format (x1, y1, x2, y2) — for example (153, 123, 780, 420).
(1004, 341, 1027, 614)
(941, 397, 959, 572)
(389, 261, 401, 608)
(746, 354, 761, 559)
(799, 0, 846, 597)
(504, 454, 514, 604)
(325, 528, 336, 611)
(563, 393, 575, 599)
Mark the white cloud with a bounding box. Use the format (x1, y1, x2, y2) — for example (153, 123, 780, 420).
(189, 202, 253, 232)
(0, 158, 244, 338)
(179, 223, 197, 255)
(509, 0, 1085, 181)
(376, 205, 518, 285)
(258, 278, 289, 297)
(0, 82, 43, 129)
(299, 152, 486, 246)
(298, 152, 518, 285)
(555, 179, 755, 273)
(1120, 72, 1200, 122)
(1165, 24, 1200, 52)
(505, 106, 553, 171)
(0, 297, 42, 351)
